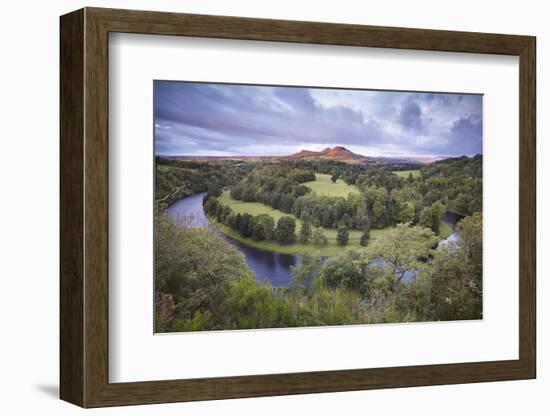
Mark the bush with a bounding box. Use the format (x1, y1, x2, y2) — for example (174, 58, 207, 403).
(313, 228, 328, 246)
(275, 216, 297, 244)
(336, 225, 349, 246)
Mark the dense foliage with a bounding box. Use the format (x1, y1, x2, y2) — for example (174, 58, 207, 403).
(155, 208, 483, 331)
(419, 155, 482, 215)
(154, 156, 483, 332)
(226, 156, 482, 234)
(155, 157, 253, 205)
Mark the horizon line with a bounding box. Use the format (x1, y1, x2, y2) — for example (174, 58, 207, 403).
(155, 153, 482, 159)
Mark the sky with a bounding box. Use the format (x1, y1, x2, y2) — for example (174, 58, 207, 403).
(154, 81, 483, 158)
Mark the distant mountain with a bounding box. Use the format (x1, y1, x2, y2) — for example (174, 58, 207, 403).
(284, 146, 369, 164)
(163, 147, 448, 165)
(288, 149, 325, 159)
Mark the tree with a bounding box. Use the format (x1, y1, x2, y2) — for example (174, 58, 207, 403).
(233, 213, 242, 230)
(340, 213, 352, 228)
(418, 215, 483, 322)
(430, 201, 444, 234)
(207, 181, 222, 197)
(238, 213, 253, 238)
(396, 202, 415, 224)
(419, 206, 433, 230)
(298, 219, 313, 244)
(154, 212, 253, 331)
(371, 200, 386, 228)
(321, 209, 334, 228)
(275, 216, 297, 244)
(255, 214, 275, 241)
(355, 214, 370, 231)
(425, 212, 483, 320)
(360, 228, 370, 247)
(219, 205, 231, 224)
(451, 193, 469, 215)
(420, 247, 482, 321)
(230, 184, 243, 200)
(224, 276, 293, 329)
(224, 212, 236, 228)
(319, 250, 373, 295)
(456, 212, 483, 274)
(290, 254, 324, 288)
(251, 218, 266, 241)
(280, 193, 295, 213)
(367, 223, 438, 289)
(313, 228, 328, 246)
(203, 197, 219, 216)
(336, 225, 349, 246)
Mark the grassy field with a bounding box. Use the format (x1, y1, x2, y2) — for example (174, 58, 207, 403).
(392, 169, 421, 178)
(212, 213, 453, 256)
(157, 164, 197, 173)
(303, 173, 360, 197)
(216, 190, 393, 256)
(214, 172, 450, 256)
(210, 219, 363, 256)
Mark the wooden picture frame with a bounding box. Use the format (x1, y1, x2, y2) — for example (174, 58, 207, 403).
(60, 7, 536, 408)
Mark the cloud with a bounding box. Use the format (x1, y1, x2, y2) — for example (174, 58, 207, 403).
(399, 99, 428, 133)
(154, 82, 482, 157)
(273, 87, 317, 114)
(447, 116, 483, 155)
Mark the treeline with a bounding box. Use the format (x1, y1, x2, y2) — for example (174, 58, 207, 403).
(284, 159, 420, 186)
(230, 156, 482, 233)
(204, 196, 334, 246)
(353, 156, 481, 227)
(229, 162, 456, 234)
(155, 209, 483, 332)
(155, 157, 253, 205)
(230, 166, 314, 208)
(229, 166, 375, 231)
(419, 155, 482, 215)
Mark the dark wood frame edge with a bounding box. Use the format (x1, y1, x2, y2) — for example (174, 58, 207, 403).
(60, 7, 536, 408)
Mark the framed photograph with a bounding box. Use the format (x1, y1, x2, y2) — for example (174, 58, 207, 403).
(60, 7, 536, 408)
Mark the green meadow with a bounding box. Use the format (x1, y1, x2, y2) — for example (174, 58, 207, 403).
(392, 169, 421, 178)
(214, 172, 451, 255)
(303, 173, 360, 197)
(217, 188, 385, 257)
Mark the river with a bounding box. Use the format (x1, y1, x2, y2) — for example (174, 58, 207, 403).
(166, 192, 301, 287)
(166, 192, 462, 287)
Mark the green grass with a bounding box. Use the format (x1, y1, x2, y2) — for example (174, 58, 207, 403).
(218, 191, 291, 220)
(216, 190, 391, 256)
(214, 170, 450, 256)
(157, 164, 197, 174)
(303, 173, 360, 198)
(392, 170, 421, 178)
(210, 220, 362, 257)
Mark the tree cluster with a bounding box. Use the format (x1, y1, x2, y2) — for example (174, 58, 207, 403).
(156, 205, 483, 332)
(204, 197, 301, 245)
(155, 157, 253, 205)
(228, 156, 481, 235)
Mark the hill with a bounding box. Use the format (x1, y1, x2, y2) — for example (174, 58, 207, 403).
(285, 146, 369, 164)
(161, 148, 448, 165)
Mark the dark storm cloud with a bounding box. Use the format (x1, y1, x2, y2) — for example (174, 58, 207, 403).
(154, 81, 482, 157)
(447, 116, 483, 155)
(399, 99, 428, 133)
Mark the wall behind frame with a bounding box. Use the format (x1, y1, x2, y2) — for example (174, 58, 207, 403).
(0, 0, 545, 415)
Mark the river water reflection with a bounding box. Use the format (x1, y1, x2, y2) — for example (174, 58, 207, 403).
(166, 192, 462, 287)
(166, 192, 300, 286)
